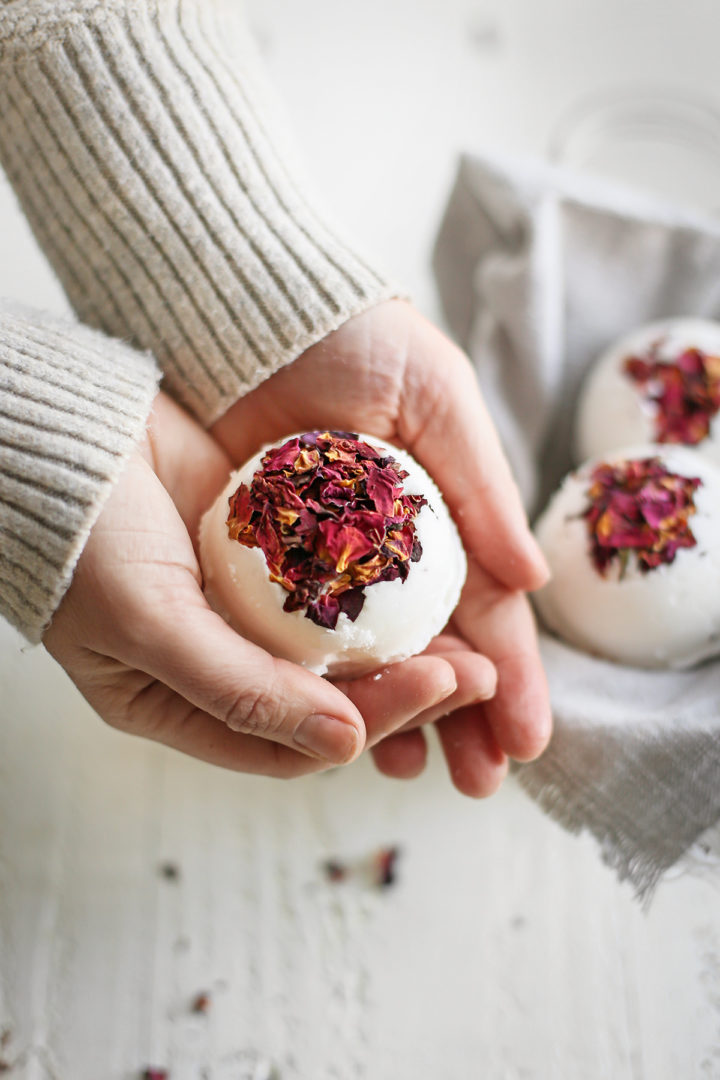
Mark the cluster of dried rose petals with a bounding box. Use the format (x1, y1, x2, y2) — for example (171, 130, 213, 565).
(623, 343, 720, 445)
(226, 431, 426, 630)
(582, 457, 702, 577)
(322, 845, 401, 888)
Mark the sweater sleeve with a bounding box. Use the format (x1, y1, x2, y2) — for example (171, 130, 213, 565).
(0, 300, 160, 642)
(0, 0, 396, 426)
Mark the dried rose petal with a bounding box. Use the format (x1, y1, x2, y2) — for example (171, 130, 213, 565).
(158, 862, 180, 882)
(322, 859, 349, 883)
(226, 432, 427, 629)
(582, 457, 701, 576)
(322, 848, 401, 889)
(623, 341, 720, 444)
(318, 520, 376, 572)
(142, 1070, 169, 1080)
(375, 846, 401, 889)
(191, 992, 211, 1015)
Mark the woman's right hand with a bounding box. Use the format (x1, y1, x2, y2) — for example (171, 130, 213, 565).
(43, 392, 494, 778)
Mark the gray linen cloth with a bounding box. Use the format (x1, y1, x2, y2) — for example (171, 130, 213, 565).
(433, 149, 720, 900)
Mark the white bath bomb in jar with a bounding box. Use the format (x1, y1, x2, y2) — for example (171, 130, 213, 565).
(575, 318, 720, 466)
(199, 430, 467, 678)
(533, 445, 720, 669)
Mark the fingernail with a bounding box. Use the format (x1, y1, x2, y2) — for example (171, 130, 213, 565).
(535, 550, 551, 581)
(294, 714, 361, 763)
(530, 534, 551, 569)
(430, 675, 458, 706)
(525, 540, 551, 587)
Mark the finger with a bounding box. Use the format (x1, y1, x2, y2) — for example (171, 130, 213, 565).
(369, 642, 498, 785)
(421, 631, 474, 655)
(397, 313, 548, 592)
(72, 649, 437, 781)
(131, 683, 340, 779)
(123, 599, 367, 766)
(333, 655, 457, 747)
(453, 559, 552, 762)
(76, 660, 340, 779)
(394, 647, 497, 733)
(147, 393, 233, 539)
(436, 707, 509, 798)
(371, 729, 428, 779)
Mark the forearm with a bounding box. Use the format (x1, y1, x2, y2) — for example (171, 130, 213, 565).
(0, 0, 394, 426)
(0, 301, 159, 641)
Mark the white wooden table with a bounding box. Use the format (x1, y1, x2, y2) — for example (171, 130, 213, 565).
(3, 2, 720, 1077)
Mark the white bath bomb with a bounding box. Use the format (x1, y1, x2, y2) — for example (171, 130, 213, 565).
(575, 318, 720, 466)
(533, 445, 720, 669)
(199, 431, 467, 677)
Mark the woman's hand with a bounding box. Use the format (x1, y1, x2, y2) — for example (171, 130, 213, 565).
(212, 300, 553, 795)
(43, 392, 492, 777)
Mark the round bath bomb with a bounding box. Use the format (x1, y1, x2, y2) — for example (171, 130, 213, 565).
(199, 430, 467, 677)
(575, 318, 720, 467)
(533, 445, 720, 669)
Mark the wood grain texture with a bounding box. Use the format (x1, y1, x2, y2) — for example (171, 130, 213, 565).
(3, 0, 720, 1075)
(2, 619, 720, 1079)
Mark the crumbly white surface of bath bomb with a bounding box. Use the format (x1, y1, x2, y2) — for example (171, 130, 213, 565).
(534, 444, 720, 669)
(575, 318, 720, 466)
(199, 434, 467, 678)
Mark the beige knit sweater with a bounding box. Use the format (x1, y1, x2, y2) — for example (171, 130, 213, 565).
(0, 0, 393, 643)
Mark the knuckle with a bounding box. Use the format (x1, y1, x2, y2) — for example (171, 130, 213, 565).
(223, 685, 282, 737)
(114, 678, 168, 739)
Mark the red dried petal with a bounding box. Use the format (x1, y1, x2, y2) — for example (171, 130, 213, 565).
(337, 588, 365, 622)
(319, 521, 376, 572)
(306, 593, 342, 629)
(226, 432, 427, 628)
(374, 846, 401, 888)
(323, 859, 349, 882)
(320, 480, 356, 506)
(383, 523, 417, 561)
(293, 447, 321, 474)
(344, 509, 386, 545)
(262, 437, 302, 472)
(365, 467, 399, 516)
(227, 484, 253, 535)
(191, 992, 211, 1014)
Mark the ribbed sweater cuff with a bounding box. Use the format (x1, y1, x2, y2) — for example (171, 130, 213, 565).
(0, 0, 397, 426)
(0, 302, 160, 642)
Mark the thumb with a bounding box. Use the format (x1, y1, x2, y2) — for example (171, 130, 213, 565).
(130, 602, 366, 765)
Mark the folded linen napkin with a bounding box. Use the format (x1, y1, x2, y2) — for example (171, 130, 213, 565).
(433, 150, 720, 900)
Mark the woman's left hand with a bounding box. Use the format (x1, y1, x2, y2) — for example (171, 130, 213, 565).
(212, 300, 553, 796)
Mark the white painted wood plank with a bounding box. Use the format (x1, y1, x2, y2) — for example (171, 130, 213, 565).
(3, 618, 720, 1078)
(3, 1, 720, 1076)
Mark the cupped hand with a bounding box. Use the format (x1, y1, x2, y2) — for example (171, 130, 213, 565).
(212, 300, 553, 795)
(44, 392, 485, 777)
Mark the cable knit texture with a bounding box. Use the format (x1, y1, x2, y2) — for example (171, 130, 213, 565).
(0, 0, 394, 643)
(0, 301, 160, 642)
(0, 0, 395, 425)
